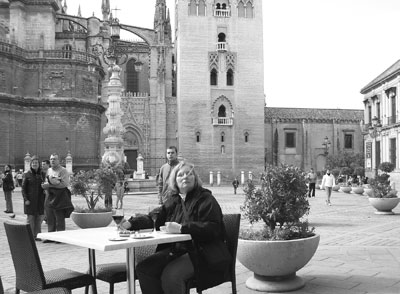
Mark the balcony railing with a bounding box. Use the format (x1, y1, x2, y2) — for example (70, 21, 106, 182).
(212, 117, 233, 126)
(385, 115, 398, 125)
(216, 42, 227, 52)
(0, 40, 98, 64)
(214, 9, 231, 17)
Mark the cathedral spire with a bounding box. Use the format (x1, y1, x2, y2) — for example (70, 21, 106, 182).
(102, 0, 110, 21)
(154, 0, 171, 43)
(77, 5, 81, 17)
(63, 0, 67, 14)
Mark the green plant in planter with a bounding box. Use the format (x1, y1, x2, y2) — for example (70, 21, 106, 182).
(368, 162, 397, 198)
(240, 164, 314, 241)
(70, 168, 117, 212)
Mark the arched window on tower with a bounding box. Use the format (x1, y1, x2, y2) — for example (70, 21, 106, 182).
(218, 105, 226, 117)
(222, 3, 227, 9)
(218, 33, 226, 42)
(227, 69, 234, 86)
(62, 44, 72, 59)
(216, 3, 221, 9)
(221, 145, 225, 154)
(196, 131, 201, 142)
(244, 132, 249, 143)
(210, 68, 218, 85)
(189, 0, 197, 15)
(126, 59, 139, 93)
(238, 0, 245, 17)
(198, 0, 206, 16)
(246, 1, 254, 18)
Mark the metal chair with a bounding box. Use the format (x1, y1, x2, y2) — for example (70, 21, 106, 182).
(185, 213, 241, 294)
(3, 221, 97, 294)
(95, 245, 156, 294)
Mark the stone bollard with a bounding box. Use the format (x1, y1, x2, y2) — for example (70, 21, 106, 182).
(217, 171, 221, 186)
(65, 152, 73, 175)
(209, 171, 214, 186)
(249, 171, 253, 181)
(24, 152, 31, 172)
(241, 171, 245, 185)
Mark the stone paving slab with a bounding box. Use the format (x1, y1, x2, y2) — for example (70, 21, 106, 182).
(1, 186, 400, 293)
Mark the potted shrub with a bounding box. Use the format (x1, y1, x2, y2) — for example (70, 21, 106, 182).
(339, 167, 352, 193)
(237, 164, 319, 292)
(70, 168, 116, 228)
(368, 162, 399, 214)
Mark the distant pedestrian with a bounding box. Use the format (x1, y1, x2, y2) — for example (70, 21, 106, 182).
(2, 164, 15, 217)
(41, 159, 50, 224)
(321, 169, 335, 206)
(307, 168, 317, 197)
(232, 177, 239, 194)
(16, 170, 23, 187)
(22, 156, 45, 240)
(157, 146, 179, 204)
(124, 181, 129, 194)
(115, 181, 125, 209)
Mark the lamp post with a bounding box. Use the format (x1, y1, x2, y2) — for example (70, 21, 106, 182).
(322, 136, 331, 155)
(368, 116, 382, 138)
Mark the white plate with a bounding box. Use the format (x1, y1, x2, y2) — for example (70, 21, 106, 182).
(131, 234, 154, 239)
(109, 237, 129, 241)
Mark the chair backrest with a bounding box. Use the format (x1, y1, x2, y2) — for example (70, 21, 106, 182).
(0, 276, 4, 294)
(4, 221, 46, 292)
(222, 214, 241, 271)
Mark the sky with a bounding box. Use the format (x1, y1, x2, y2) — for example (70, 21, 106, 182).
(65, 0, 400, 110)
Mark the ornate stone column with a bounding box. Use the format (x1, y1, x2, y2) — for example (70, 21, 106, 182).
(102, 63, 126, 167)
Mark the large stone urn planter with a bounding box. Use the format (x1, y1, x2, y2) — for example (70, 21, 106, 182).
(71, 211, 113, 229)
(364, 188, 373, 197)
(332, 185, 340, 192)
(352, 186, 364, 195)
(237, 234, 320, 292)
(368, 197, 400, 215)
(340, 186, 352, 193)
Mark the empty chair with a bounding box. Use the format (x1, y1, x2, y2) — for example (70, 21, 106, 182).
(3, 221, 97, 294)
(0, 276, 71, 294)
(95, 245, 156, 294)
(185, 213, 241, 294)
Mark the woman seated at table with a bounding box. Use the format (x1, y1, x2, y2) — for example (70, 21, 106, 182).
(120, 161, 231, 294)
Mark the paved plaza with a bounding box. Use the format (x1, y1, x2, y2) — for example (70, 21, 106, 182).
(1, 186, 400, 294)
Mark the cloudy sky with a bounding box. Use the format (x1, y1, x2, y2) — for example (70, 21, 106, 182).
(65, 0, 400, 110)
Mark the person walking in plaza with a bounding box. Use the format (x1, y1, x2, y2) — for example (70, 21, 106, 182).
(120, 161, 230, 294)
(114, 181, 125, 209)
(22, 156, 45, 240)
(321, 169, 335, 206)
(41, 153, 73, 234)
(41, 159, 50, 224)
(232, 177, 239, 194)
(2, 164, 15, 217)
(307, 168, 317, 197)
(157, 146, 179, 204)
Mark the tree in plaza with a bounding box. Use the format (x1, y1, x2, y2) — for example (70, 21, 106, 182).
(326, 151, 364, 174)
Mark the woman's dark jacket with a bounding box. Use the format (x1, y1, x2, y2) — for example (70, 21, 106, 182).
(128, 187, 231, 291)
(22, 168, 45, 215)
(2, 170, 14, 192)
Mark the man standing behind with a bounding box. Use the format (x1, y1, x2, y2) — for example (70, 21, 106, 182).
(157, 146, 179, 204)
(2, 164, 15, 217)
(307, 168, 317, 197)
(232, 177, 239, 194)
(41, 153, 73, 233)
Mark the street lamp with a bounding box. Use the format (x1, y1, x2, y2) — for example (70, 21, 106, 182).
(368, 116, 382, 138)
(322, 136, 331, 155)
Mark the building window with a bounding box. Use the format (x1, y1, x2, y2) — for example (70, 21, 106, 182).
(189, 0, 196, 15)
(390, 138, 396, 167)
(344, 134, 353, 149)
(368, 105, 372, 124)
(218, 105, 226, 117)
(221, 131, 225, 142)
(227, 69, 234, 86)
(210, 69, 218, 85)
(126, 59, 139, 93)
(244, 132, 249, 143)
(198, 0, 206, 15)
(238, 1, 245, 17)
(221, 145, 225, 154)
(62, 44, 72, 58)
(196, 131, 201, 142)
(285, 132, 296, 148)
(376, 102, 380, 122)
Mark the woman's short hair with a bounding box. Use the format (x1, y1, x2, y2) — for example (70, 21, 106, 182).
(168, 161, 202, 193)
(30, 156, 39, 166)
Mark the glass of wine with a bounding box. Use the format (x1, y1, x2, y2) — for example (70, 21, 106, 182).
(149, 206, 161, 234)
(112, 208, 124, 231)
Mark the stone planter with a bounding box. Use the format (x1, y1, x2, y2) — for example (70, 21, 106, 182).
(368, 197, 400, 215)
(364, 188, 373, 197)
(352, 186, 364, 195)
(340, 186, 352, 193)
(237, 234, 320, 292)
(71, 211, 113, 229)
(332, 185, 340, 192)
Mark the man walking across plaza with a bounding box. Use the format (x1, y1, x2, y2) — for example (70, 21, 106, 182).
(2, 164, 15, 217)
(321, 169, 335, 206)
(307, 168, 317, 197)
(41, 153, 73, 234)
(232, 177, 239, 194)
(157, 146, 179, 204)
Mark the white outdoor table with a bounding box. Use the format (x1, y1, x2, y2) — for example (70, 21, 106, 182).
(38, 227, 192, 294)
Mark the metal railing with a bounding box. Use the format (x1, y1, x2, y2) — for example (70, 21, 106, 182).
(214, 9, 231, 17)
(212, 117, 233, 126)
(216, 42, 227, 52)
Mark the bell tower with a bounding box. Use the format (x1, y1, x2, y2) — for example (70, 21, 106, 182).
(175, 0, 265, 179)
